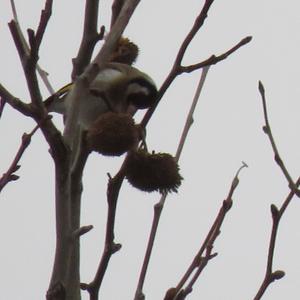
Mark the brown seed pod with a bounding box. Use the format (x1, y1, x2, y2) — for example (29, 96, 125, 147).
(86, 112, 140, 156)
(109, 37, 139, 65)
(125, 150, 183, 193)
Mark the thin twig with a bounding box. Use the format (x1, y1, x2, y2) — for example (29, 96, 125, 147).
(0, 97, 6, 117)
(10, 0, 54, 94)
(8, 21, 43, 111)
(258, 81, 299, 195)
(175, 66, 210, 161)
(253, 174, 299, 300)
(173, 0, 215, 67)
(10, 0, 28, 56)
(140, 0, 251, 129)
(81, 169, 125, 300)
(180, 36, 252, 74)
(0, 83, 32, 116)
(0, 117, 52, 192)
(72, 225, 94, 239)
(166, 162, 247, 300)
(134, 67, 211, 300)
(141, 35, 251, 128)
(140, 0, 215, 128)
(111, 0, 125, 28)
(35, 0, 53, 51)
(133, 193, 167, 300)
(71, 0, 103, 79)
(253, 82, 300, 299)
(8, 8, 66, 160)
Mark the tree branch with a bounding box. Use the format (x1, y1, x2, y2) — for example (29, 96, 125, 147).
(111, 0, 125, 28)
(8, 7, 67, 163)
(0, 123, 41, 192)
(81, 169, 125, 300)
(253, 82, 300, 299)
(134, 66, 211, 300)
(35, 0, 53, 52)
(8, 21, 43, 111)
(174, 0, 215, 67)
(46, 0, 136, 290)
(253, 178, 299, 300)
(175, 66, 210, 161)
(9, 0, 54, 94)
(166, 163, 247, 300)
(71, 0, 104, 79)
(258, 81, 300, 195)
(0, 83, 33, 116)
(0, 97, 6, 117)
(141, 29, 251, 128)
(72, 225, 94, 239)
(180, 36, 252, 74)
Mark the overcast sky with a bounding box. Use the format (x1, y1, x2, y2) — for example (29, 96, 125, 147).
(1, 1, 300, 299)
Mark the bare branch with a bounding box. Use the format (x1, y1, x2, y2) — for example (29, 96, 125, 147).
(258, 81, 300, 195)
(253, 83, 300, 299)
(8, 20, 27, 62)
(167, 162, 247, 300)
(8, 7, 66, 163)
(72, 0, 104, 79)
(0, 97, 6, 117)
(82, 169, 125, 300)
(35, 0, 53, 52)
(111, 0, 125, 28)
(174, 0, 215, 66)
(0, 116, 52, 192)
(141, 29, 251, 127)
(180, 36, 252, 74)
(134, 67, 211, 300)
(252, 178, 299, 300)
(134, 195, 166, 300)
(9, 0, 28, 57)
(140, 0, 216, 128)
(46, 282, 66, 300)
(0, 83, 33, 116)
(8, 20, 44, 111)
(65, 135, 91, 296)
(9, 0, 54, 94)
(175, 66, 210, 161)
(72, 225, 94, 239)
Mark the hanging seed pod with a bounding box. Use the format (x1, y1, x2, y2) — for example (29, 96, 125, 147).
(86, 112, 140, 156)
(125, 150, 183, 193)
(109, 37, 139, 65)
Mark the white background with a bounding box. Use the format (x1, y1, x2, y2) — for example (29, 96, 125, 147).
(1, 1, 300, 299)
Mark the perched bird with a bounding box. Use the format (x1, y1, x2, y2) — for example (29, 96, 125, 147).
(44, 62, 157, 129)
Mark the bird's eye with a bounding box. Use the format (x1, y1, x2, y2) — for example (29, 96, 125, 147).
(126, 80, 157, 109)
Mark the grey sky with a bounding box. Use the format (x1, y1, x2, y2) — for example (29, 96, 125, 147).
(1, 1, 300, 299)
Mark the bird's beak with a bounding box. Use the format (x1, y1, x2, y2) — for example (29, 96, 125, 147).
(126, 104, 138, 116)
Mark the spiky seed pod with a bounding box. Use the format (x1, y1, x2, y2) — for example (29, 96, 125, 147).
(125, 150, 183, 193)
(109, 37, 139, 65)
(86, 112, 140, 156)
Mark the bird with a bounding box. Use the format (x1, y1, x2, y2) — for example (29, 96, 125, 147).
(44, 62, 157, 130)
